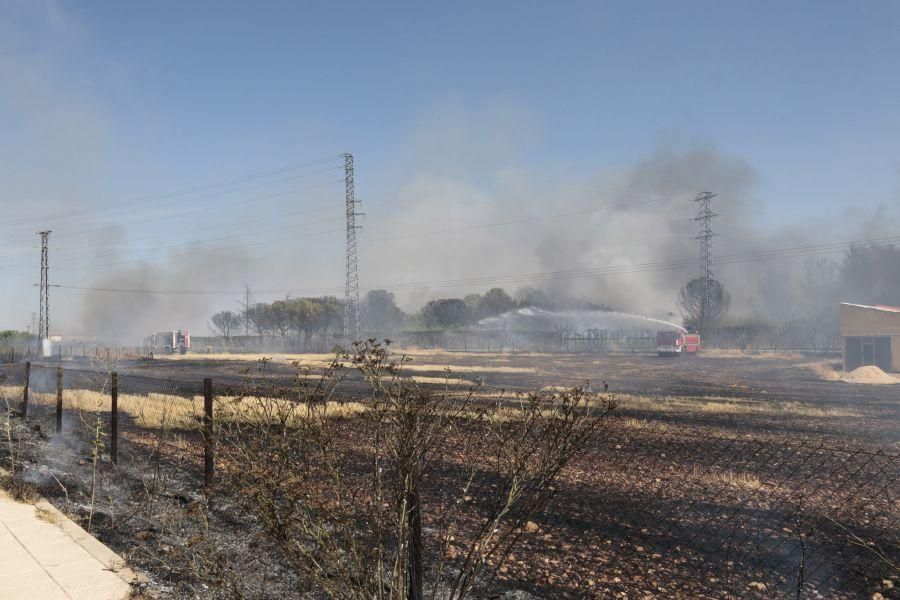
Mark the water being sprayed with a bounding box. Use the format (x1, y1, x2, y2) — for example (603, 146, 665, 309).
(478, 307, 686, 333)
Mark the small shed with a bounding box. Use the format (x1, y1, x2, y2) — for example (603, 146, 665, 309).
(840, 303, 900, 372)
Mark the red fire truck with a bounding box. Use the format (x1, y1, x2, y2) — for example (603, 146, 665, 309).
(656, 331, 701, 356)
(144, 330, 191, 355)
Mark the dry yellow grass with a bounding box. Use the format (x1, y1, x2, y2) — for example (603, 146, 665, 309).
(617, 393, 859, 418)
(688, 465, 763, 491)
(717, 470, 764, 491)
(0, 385, 366, 431)
(409, 375, 477, 386)
(393, 348, 551, 359)
(158, 350, 537, 376)
(34, 505, 63, 525)
(0, 385, 204, 430)
(399, 363, 534, 374)
(540, 385, 591, 392)
(701, 349, 803, 361)
(156, 352, 336, 367)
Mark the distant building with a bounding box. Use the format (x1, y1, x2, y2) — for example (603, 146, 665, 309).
(840, 303, 900, 372)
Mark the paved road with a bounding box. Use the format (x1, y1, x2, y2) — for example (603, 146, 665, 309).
(0, 489, 136, 599)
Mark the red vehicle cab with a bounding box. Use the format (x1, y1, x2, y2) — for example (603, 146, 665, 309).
(656, 331, 701, 356)
(682, 333, 701, 354)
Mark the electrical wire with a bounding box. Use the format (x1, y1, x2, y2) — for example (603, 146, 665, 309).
(0, 178, 345, 265)
(0, 211, 347, 270)
(0, 188, 694, 271)
(1, 155, 343, 231)
(366, 197, 693, 243)
(49, 234, 900, 297)
(1, 227, 346, 277)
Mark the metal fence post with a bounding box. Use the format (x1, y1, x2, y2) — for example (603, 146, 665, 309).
(110, 373, 118, 465)
(21, 361, 30, 417)
(203, 378, 214, 487)
(56, 364, 63, 433)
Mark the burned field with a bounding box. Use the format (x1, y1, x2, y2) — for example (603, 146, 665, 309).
(120, 350, 900, 445)
(1, 350, 898, 599)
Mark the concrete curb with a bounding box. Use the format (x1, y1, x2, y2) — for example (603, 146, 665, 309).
(32, 497, 147, 586)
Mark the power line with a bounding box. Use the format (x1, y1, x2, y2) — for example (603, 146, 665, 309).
(0, 185, 695, 269)
(46, 191, 685, 268)
(1, 226, 347, 278)
(49, 233, 900, 297)
(2, 155, 344, 232)
(43, 208, 345, 256)
(0, 191, 347, 271)
(31, 215, 347, 269)
(1, 173, 345, 253)
(0, 183, 683, 268)
(367, 196, 693, 243)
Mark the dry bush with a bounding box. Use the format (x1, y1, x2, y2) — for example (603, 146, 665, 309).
(216, 340, 615, 599)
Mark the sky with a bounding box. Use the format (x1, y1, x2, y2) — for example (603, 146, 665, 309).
(1, 1, 899, 338)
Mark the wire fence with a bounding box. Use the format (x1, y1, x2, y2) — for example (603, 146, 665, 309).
(559, 425, 899, 597)
(0, 361, 896, 598)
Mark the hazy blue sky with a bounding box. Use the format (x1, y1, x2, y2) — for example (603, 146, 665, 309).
(70, 1, 900, 213)
(1, 1, 899, 335)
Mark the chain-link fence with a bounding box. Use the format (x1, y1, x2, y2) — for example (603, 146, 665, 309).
(536, 425, 899, 598)
(0, 361, 896, 598)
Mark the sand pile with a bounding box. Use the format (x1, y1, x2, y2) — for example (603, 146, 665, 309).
(839, 365, 900, 385)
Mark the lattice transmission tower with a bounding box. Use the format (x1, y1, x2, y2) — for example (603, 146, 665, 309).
(343, 153, 361, 342)
(37, 230, 51, 342)
(693, 192, 718, 327)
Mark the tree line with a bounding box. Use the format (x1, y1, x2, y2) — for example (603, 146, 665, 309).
(209, 296, 344, 342)
(207, 243, 900, 346)
(208, 286, 611, 340)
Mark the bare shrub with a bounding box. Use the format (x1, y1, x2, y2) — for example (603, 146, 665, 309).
(216, 340, 614, 598)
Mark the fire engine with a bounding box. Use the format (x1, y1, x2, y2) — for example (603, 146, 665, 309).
(656, 330, 701, 356)
(144, 330, 191, 355)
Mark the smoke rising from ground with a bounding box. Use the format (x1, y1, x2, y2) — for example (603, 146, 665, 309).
(60, 105, 900, 342)
(359, 102, 900, 331)
(3, 5, 900, 341)
(78, 243, 254, 342)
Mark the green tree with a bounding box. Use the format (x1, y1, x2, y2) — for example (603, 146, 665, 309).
(478, 287, 516, 318)
(361, 290, 406, 332)
(209, 310, 243, 342)
(287, 299, 323, 345)
(246, 303, 271, 338)
(514, 286, 550, 309)
(311, 296, 344, 336)
(268, 300, 294, 337)
(421, 298, 471, 329)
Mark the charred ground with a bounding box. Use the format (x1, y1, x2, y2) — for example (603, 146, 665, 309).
(110, 350, 900, 446)
(2, 350, 898, 598)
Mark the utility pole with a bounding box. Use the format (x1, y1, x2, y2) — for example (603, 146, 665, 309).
(242, 284, 252, 336)
(693, 192, 717, 330)
(37, 231, 51, 353)
(343, 153, 361, 342)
